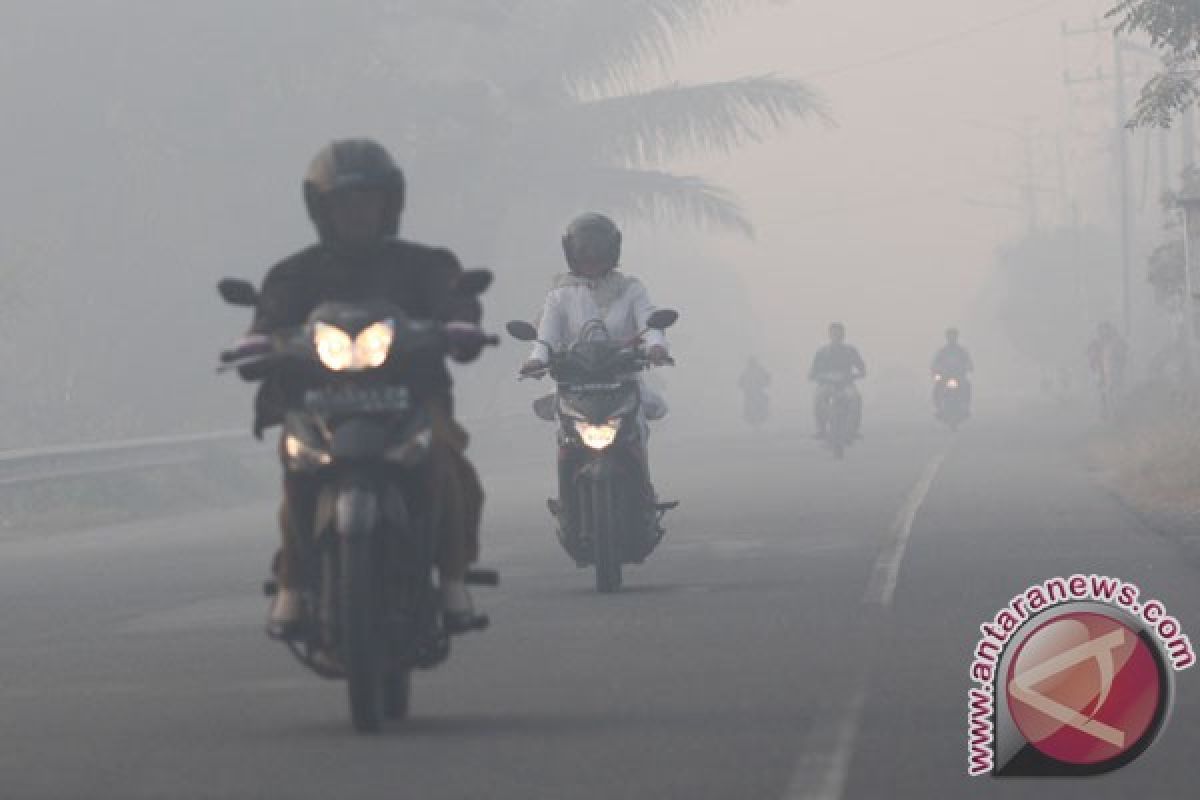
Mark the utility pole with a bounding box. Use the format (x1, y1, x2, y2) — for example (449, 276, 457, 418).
(1063, 21, 1137, 340)
(1114, 39, 1134, 338)
(968, 119, 1052, 234)
(1184, 104, 1196, 170)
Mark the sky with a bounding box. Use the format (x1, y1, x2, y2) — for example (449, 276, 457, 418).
(0, 0, 1185, 443)
(657, 0, 1175, 387)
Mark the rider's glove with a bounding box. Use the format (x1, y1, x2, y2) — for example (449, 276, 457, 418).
(646, 345, 671, 366)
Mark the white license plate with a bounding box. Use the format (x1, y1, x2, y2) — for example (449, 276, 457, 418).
(304, 385, 411, 415)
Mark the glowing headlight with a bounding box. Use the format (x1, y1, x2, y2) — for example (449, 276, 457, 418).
(314, 322, 355, 371)
(576, 419, 620, 450)
(355, 321, 395, 369)
(946, 378, 960, 389)
(933, 373, 943, 382)
(313, 320, 395, 371)
(285, 433, 331, 466)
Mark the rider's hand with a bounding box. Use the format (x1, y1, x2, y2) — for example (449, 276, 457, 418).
(520, 359, 547, 376)
(646, 345, 671, 365)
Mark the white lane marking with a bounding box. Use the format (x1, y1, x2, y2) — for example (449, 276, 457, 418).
(784, 449, 950, 800)
(862, 449, 948, 607)
(784, 686, 867, 800)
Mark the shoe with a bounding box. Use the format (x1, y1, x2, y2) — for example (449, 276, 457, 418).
(266, 588, 303, 640)
(442, 579, 488, 634)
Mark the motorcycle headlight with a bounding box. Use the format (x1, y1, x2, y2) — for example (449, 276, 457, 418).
(314, 322, 354, 371)
(576, 419, 620, 450)
(946, 378, 960, 389)
(313, 320, 395, 371)
(933, 373, 943, 382)
(285, 433, 331, 468)
(355, 320, 395, 369)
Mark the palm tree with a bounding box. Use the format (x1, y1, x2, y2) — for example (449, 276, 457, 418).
(377, 0, 832, 252)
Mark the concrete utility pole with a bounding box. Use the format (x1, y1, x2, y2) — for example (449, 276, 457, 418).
(1062, 21, 1138, 340)
(968, 119, 1054, 234)
(1184, 104, 1196, 169)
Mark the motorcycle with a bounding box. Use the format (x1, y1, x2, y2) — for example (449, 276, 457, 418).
(506, 312, 679, 593)
(743, 388, 769, 429)
(217, 271, 498, 733)
(816, 371, 859, 459)
(933, 372, 970, 430)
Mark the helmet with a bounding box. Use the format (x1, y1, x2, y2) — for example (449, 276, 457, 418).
(303, 139, 406, 242)
(562, 213, 622, 272)
(946, 327, 959, 342)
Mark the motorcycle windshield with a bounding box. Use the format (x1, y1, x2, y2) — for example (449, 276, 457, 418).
(559, 385, 639, 424)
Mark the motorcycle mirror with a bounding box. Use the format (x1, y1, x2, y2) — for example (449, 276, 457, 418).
(506, 320, 539, 342)
(218, 278, 259, 308)
(454, 268, 493, 296)
(645, 309, 678, 330)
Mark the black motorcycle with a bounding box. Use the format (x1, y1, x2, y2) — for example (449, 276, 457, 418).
(816, 371, 859, 459)
(933, 371, 970, 430)
(506, 312, 679, 593)
(217, 272, 498, 733)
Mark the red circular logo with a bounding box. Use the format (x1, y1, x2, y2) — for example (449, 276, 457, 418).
(1006, 612, 1164, 766)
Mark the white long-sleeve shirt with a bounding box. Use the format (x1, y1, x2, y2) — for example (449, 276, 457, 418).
(529, 271, 668, 363)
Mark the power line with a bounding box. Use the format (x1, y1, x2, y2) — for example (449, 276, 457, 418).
(803, 0, 1066, 80)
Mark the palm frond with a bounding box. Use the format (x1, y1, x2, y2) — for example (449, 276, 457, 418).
(501, 0, 768, 93)
(573, 167, 754, 237)
(546, 75, 831, 166)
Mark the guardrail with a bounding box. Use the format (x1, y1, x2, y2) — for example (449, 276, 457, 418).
(0, 430, 257, 488)
(0, 411, 538, 489)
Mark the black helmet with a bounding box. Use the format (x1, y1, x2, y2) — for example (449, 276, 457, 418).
(562, 212, 622, 272)
(303, 139, 406, 242)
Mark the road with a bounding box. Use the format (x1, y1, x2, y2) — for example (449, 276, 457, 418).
(0, 410, 1196, 799)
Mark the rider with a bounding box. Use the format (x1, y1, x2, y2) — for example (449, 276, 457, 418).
(247, 139, 488, 637)
(519, 212, 671, 479)
(1087, 320, 1128, 392)
(808, 322, 866, 439)
(738, 356, 771, 427)
(931, 327, 974, 415)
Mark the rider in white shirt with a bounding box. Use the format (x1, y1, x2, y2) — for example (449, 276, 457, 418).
(520, 213, 671, 435)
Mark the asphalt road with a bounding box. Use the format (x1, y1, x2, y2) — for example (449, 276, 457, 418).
(1, 410, 1196, 799)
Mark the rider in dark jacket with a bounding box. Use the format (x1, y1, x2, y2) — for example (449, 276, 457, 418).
(249, 139, 486, 636)
(809, 322, 866, 439)
(931, 327, 973, 413)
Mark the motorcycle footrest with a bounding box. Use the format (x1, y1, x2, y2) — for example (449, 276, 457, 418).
(444, 612, 490, 635)
(655, 500, 679, 511)
(547, 497, 563, 517)
(465, 568, 499, 587)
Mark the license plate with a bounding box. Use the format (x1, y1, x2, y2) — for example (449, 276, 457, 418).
(304, 385, 411, 415)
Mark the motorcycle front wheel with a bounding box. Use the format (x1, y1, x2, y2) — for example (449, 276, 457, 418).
(586, 478, 622, 593)
(342, 534, 387, 733)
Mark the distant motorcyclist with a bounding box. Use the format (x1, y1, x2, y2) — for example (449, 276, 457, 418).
(739, 356, 771, 428)
(931, 327, 973, 417)
(1087, 320, 1128, 388)
(520, 212, 670, 480)
(809, 322, 866, 439)
(246, 139, 487, 637)
(1087, 320, 1128, 417)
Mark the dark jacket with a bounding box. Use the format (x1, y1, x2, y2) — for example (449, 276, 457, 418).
(932, 343, 973, 376)
(809, 343, 866, 380)
(248, 238, 480, 436)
